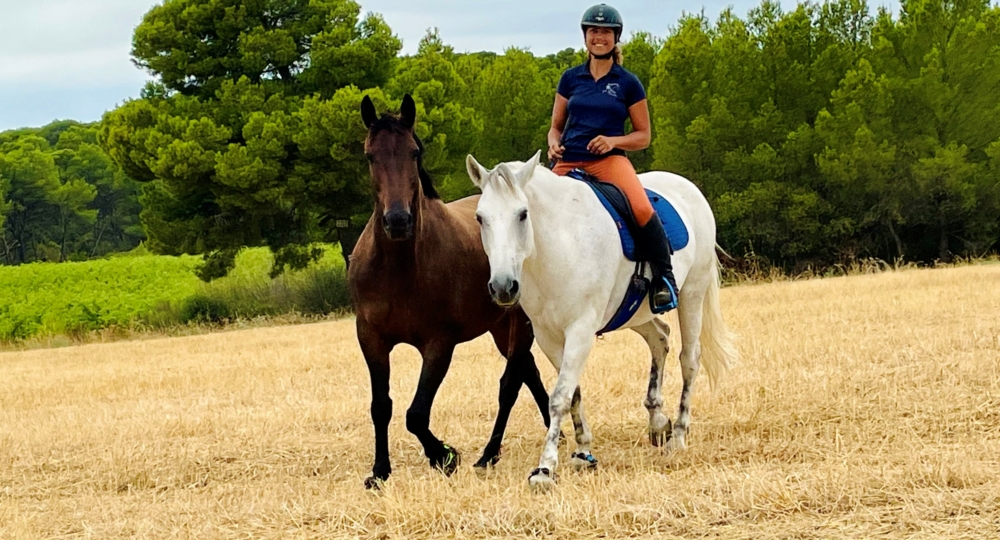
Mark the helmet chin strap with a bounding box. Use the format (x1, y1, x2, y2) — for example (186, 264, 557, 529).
(591, 50, 614, 60)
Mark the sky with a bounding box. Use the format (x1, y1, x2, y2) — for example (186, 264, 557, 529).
(0, 0, 900, 132)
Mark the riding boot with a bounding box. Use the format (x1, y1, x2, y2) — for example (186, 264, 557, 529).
(636, 215, 679, 313)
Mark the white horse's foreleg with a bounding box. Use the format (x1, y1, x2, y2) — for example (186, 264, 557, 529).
(530, 324, 595, 490)
(672, 292, 705, 451)
(567, 386, 597, 470)
(631, 318, 672, 447)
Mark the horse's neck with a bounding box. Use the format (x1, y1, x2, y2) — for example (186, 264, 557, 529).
(524, 171, 594, 265)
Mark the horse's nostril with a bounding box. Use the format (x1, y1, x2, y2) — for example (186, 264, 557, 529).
(488, 282, 497, 296)
(510, 280, 519, 295)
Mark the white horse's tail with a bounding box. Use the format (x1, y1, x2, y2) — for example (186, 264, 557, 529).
(699, 251, 738, 389)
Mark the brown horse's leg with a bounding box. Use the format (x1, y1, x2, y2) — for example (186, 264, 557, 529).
(407, 342, 461, 475)
(475, 356, 524, 468)
(510, 311, 551, 428)
(476, 312, 551, 468)
(358, 321, 393, 489)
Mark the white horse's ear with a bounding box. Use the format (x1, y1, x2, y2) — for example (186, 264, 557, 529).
(466, 154, 489, 189)
(518, 150, 542, 186)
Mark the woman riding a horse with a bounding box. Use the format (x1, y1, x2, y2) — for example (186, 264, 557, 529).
(547, 3, 678, 312)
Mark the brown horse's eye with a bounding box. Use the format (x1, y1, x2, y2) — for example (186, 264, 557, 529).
(365, 153, 375, 163)
(411, 149, 420, 160)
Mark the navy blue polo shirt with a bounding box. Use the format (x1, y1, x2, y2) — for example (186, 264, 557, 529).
(556, 62, 647, 162)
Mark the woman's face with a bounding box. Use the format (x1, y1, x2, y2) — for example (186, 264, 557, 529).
(585, 26, 615, 57)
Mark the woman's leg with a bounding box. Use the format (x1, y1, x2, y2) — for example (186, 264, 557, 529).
(575, 156, 654, 226)
(554, 156, 678, 312)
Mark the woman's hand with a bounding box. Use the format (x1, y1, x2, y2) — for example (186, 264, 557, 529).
(547, 142, 565, 161)
(587, 135, 616, 155)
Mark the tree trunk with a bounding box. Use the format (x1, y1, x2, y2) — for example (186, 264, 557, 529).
(938, 208, 951, 263)
(887, 218, 904, 260)
(92, 218, 108, 258)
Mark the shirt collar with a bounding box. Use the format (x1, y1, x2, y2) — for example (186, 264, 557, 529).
(578, 61, 622, 79)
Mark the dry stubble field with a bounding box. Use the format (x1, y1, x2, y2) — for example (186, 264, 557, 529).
(2, 265, 1000, 539)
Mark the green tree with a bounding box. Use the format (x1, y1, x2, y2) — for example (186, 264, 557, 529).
(866, 0, 1000, 260)
(55, 125, 144, 257)
(385, 31, 483, 201)
(0, 136, 62, 263)
(622, 32, 663, 172)
(102, 0, 401, 278)
(0, 173, 9, 233)
(471, 48, 550, 168)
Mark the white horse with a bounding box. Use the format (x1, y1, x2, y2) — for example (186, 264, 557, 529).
(466, 150, 738, 490)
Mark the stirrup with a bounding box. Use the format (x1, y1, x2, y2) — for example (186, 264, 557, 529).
(650, 277, 678, 313)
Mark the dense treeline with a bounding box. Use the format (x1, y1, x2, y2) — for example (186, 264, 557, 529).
(0, 122, 144, 264)
(3, 0, 998, 274)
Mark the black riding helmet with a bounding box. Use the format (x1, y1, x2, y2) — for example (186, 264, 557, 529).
(581, 4, 623, 43)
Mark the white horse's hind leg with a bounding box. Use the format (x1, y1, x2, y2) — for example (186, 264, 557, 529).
(631, 318, 672, 447)
(529, 325, 595, 490)
(672, 290, 706, 451)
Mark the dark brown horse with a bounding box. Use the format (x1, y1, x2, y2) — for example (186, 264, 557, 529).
(349, 94, 550, 489)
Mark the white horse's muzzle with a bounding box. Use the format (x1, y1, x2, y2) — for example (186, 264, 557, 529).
(488, 276, 520, 307)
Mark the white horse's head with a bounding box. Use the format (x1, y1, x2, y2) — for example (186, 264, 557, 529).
(466, 150, 543, 307)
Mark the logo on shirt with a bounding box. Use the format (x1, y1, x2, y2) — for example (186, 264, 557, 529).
(603, 83, 620, 98)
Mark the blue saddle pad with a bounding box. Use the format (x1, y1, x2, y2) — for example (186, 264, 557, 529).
(573, 176, 689, 261)
(564, 169, 689, 334)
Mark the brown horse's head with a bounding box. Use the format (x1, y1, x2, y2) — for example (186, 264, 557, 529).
(360, 94, 439, 241)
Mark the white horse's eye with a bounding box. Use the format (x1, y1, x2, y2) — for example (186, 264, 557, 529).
(518, 209, 528, 222)
(475, 214, 483, 225)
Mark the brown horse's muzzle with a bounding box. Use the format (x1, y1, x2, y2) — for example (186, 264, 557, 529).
(382, 208, 414, 241)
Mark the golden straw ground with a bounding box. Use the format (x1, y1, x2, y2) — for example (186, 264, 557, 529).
(2, 264, 999, 538)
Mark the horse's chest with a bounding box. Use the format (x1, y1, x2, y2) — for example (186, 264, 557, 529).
(353, 271, 483, 341)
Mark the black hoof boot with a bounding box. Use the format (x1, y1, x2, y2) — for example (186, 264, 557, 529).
(431, 444, 461, 476)
(364, 474, 388, 490)
(474, 449, 501, 469)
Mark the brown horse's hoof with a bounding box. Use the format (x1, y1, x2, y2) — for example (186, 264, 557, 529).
(432, 444, 461, 476)
(364, 476, 386, 490)
(474, 453, 501, 469)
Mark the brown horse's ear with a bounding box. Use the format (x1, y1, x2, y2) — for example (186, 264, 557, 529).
(400, 94, 416, 128)
(361, 95, 378, 128)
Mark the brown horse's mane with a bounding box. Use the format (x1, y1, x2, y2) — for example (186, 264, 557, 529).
(368, 113, 440, 200)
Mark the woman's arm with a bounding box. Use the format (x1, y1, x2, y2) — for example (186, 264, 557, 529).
(586, 98, 651, 155)
(547, 94, 569, 161)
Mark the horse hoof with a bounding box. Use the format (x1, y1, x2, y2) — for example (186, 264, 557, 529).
(432, 444, 461, 476)
(364, 476, 386, 490)
(528, 468, 558, 491)
(650, 428, 671, 447)
(569, 452, 598, 471)
(667, 432, 687, 452)
(474, 454, 500, 469)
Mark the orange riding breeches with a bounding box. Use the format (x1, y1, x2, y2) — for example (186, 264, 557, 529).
(552, 155, 653, 226)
